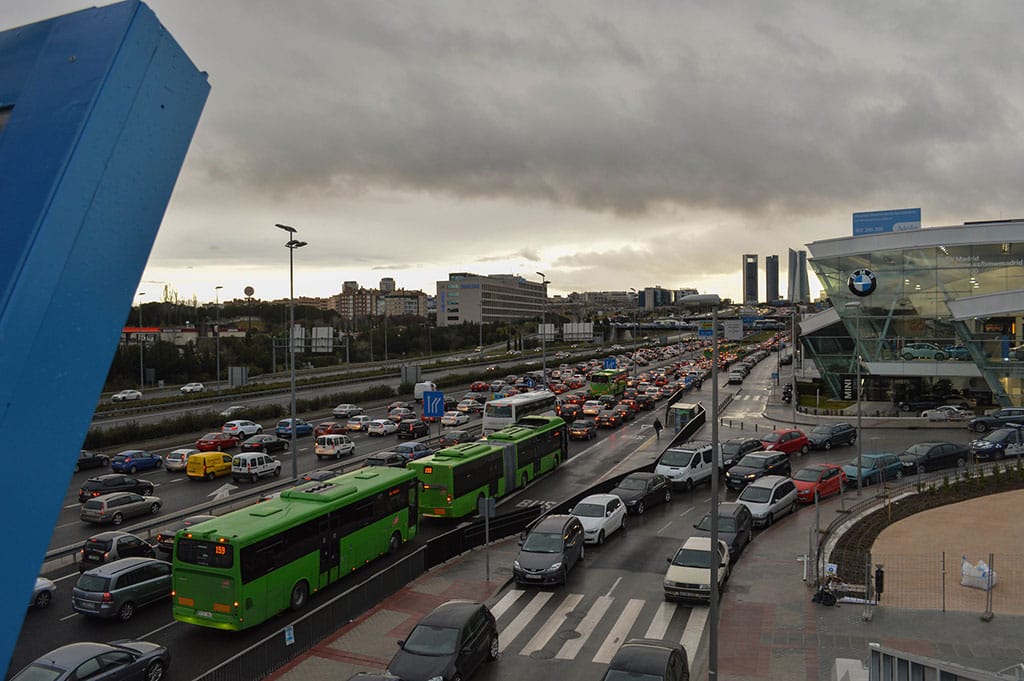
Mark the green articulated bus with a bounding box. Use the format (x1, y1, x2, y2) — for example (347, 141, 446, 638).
(589, 368, 628, 398)
(171, 466, 418, 630)
(409, 415, 567, 518)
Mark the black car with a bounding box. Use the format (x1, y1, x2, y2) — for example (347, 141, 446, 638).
(388, 600, 497, 681)
(806, 423, 857, 450)
(724, 452, 791, 491)
(968, 407, 1024, 433)
(396, 420, 429, 439)
(240, 434, 290, 453)
(78, 474, 155, 503)
(692, 503, 754, 561)
(74, 450, 110, 473)
(609, 472, 672, 515)
(439, 429, 476, 448)
(302, 469, 338, 483)
(969, 427, 1024, 461)
(512, 514, 586, 586)
(155, 514, 216, 557)
(569, 419, 598, 441)
(635, 394, 655, 410)
(719, 438, 763, 471)
(601, 638, 689, 681)
(9, 641, 170, 681)
(898, 442, 970, 474)
(362, 452, 410, 468)
(613, 403, 635, 422)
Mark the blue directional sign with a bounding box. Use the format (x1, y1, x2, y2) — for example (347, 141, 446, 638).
(423, 391, 445, 419)
(603, 357, 617, 369)
(698, 321, 715, 338)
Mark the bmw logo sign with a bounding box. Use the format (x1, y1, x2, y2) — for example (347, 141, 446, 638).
(848, 269, 877, 297)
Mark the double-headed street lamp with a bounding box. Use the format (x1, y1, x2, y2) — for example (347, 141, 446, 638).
(630, 288, 639, 380)
(276, 223, 307, 481)
(215, 285, 223, 392)
(679, 292, 722, 680)
(537, 272, 550, 385)
(137, 292, 146, 389)
(845, 301, 864, 496)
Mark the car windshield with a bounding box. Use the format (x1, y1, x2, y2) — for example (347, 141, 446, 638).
(659, 450, 692, 466)
(984, 430, 1016, 444)
(721, 441, 747, 456)
(696, 514, 737, 532)
(739, 486, 773, 503)
(573, 503, 605, 518)
(810, 426, 832, 436)
(794, 468, 823, 482)
(10, 664, 64, 681)
(761, 432, 782, 443)
(522, 531, 564, 553)
(616, 477, 647, 491)
(672, 547, 712, 568)
(402, 624, 461, 656)
(736, 455, 767, 470)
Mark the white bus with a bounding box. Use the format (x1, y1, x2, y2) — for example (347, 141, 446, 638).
(482, 390, 559, 433)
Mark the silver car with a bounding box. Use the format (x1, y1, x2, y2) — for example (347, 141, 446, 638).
(80, 492, 162, 525)
(72, 557, 172, 620)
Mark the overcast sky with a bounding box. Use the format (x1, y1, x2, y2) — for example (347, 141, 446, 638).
(12, 1, 1024, 304)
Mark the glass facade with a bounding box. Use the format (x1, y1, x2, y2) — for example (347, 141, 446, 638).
(805, 224, 1024, 407)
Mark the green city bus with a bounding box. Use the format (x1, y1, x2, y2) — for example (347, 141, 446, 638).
(409, 415, 568, 518)
(171, 466, 418, 630)
(589, 368, 628, 398)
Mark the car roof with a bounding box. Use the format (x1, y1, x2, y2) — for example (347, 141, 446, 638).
(622, 471, 656, 481)
(609, 638, 684, 675)
(32, 642, 123, 669)
(87, 530, 136, 541)
(748, 475, 789, 488)
(82, 556, 160, 577)
(579, 493, 620, 505)
(533, 514, 577, 532)
(418, 600, 485, 628)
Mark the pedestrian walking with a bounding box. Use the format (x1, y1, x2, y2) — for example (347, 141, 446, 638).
(653, 417, 663, 440)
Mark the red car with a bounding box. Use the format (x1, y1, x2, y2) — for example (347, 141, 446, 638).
(469, 381, 490, 393)
(314, 421, 348, 437)
(760, 428, 810, 455)
(195, 432, 240, 451)
(793, 463, 847, 502)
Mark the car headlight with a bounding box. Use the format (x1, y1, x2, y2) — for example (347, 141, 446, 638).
(513, 560, 521, 569)
(426, 676, 444, 681)
(699, 583, 711, 590)
(744, 473, 755, 479)
(547, 562, 563, 572)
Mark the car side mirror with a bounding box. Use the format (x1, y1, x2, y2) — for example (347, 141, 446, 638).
(692, 523, 699, 529)
(666, 556, 672, 563)
(397, 640, 405, 648)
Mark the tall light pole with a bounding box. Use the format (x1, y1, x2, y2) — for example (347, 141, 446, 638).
(630, 288, 639, 381)
(680, 292, 721, 680)
(845, 301, 864, 496)
(276, 223, 307, 481)
(215, 285, 223, 391)
(137, 292, 146, 390)
(536, 272, 550, 386)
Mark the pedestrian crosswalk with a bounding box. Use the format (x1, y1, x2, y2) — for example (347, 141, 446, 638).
(491, 588, 706, 664)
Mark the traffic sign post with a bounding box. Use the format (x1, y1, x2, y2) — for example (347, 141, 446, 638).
(477, 496, 497, 582)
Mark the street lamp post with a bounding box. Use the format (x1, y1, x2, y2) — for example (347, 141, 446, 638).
(215, 285, 223, 392)
(845, 301, 864, 496)
(138, 292, 146, 389)
(536, 272, 550, 385)
(680, 293, 722, 680)
(276, 223, 308, 481)
(630, 288, 639, 381)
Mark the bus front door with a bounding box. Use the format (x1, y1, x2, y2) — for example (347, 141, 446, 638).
(319, 515, 340, 587)
(501, 444, 518, 490)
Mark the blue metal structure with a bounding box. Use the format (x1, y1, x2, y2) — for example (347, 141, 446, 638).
(0, 2, 208, 673)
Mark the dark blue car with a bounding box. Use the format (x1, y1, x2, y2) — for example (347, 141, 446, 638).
(110, 450, 163, 474)
(275, 418, 313, 438)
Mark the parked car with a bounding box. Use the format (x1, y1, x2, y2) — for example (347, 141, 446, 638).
(276, 418, 314, 437)
(347, 415, 374, 432)
(80, 491, 162, 525)
(241, 434, 290, 453)
(899, 442, 970, 474)
(195, 432, 240, 452)
(8, 641, 170, 681)
(944, 345, 972, 360)
(110, 450, 163, 473)
(180, 382, 205, 393)
(164, 447, 200, 472)
(396, 419, 429, 439)
(692, 503, 753, 560)
(439, 429, 477, 448)
(332, 403, 364, 419)
(724, 452, 791, 491)
(759, 429, 809, 455)
(806, 423, 857, 450)
(600, 639, 689, 681)
(842, 452, 904, 486)
(663, 535, 729, 603)
(110, 389, 142, 402)
(392, 442, 433, 461)
(968, 407, 1024, 433)
(368, 419, 399, 436)
(792, 463, 847, 502)
(222, 419, 263, 439)
(921, 405, 970, 421)
(72, 557, 172, 620)
(569, 419, 598, 440)
(719, 438, 763, 471)
(78, 531, 155, 573)
(609, 472, 672, 515)
(901, 342, 947, 360)
(736, 475, 798, 527)
(74, 450, 109, 473)
(440, 411, 470, 427)
(570, 493, 627, 545)
(969, 426, 1024, 461)
(31, 577, 57, 609)
(512, 514, 585, 586)
(655, 440, 715, 491)
(219, 405, 248, 417)
(78, 474, 154, 502)
(154, 514, 215, 558)
(386, 600, 498, 681)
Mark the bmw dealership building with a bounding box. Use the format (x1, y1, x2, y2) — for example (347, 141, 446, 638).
(800, 219, 1024, 408)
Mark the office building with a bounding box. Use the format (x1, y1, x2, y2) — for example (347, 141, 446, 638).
(765, 255, 780, 302)
(788, 249, 810, 303)
(436, 273, 546, 326)
(379, 277, 396, 293)
(742, 254, 758, 304)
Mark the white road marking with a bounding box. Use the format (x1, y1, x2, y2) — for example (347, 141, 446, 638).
(593, 598, 644, 664)
(58, 613, 79, 622)
(498, 591, 552, 652)
(604, 577, 622, 598)
(491, 589, 525, 620)
(520, 592, 583, 656)
(681, 605, 709, 657)
(677, 505, 695, 517)
(140, 619, 179, 639)
(656, 521, 673, 534)
(555, 594, 613, 660)
(644, 600, 675, 639)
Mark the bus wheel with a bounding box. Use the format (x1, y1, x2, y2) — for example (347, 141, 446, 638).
(289, 581, 309, 610)
(388, 532, 402, 555)
(521, 473, 528, 488)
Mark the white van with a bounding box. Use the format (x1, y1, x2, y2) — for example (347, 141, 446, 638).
(413, 381, 438, 402)
(655, 440, 715, 491)
(231, 453, 281, 483)
(314, 434, 356, 460)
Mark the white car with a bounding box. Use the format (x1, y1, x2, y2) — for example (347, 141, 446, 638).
(921, 405, 969, 421)
(457, 399, 483, 414)
(222, 420, 263, 439)
(367, 419, 398, 436)
(664, 535, 730, 602)
(440, 411, 469, 427)
(570, 493, 627, 545)
(164, 447, 200, 472)
(347, 415, 373, 432)
(180, 382, 205, 394)
(110, 389, 142, 403)
(332, 403, 364, 419)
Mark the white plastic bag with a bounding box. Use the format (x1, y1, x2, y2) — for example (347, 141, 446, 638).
(961, 555, 998, 590)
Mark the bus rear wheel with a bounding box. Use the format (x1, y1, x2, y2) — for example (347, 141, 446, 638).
(290, 581, 309, 611)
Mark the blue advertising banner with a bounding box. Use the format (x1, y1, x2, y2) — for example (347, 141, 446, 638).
(853, 208, 921, 236)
